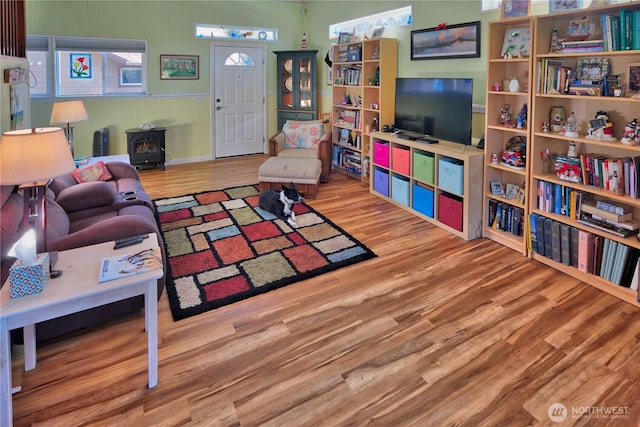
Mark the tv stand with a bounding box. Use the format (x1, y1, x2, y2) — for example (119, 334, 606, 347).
(369, 131, 483, 241)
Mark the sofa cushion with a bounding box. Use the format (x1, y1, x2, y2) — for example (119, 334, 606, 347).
(55, 180, 117, 213)
(283, 120, 324, 149)
(72, 161, 113, 183)
(45, 199, 71, 241)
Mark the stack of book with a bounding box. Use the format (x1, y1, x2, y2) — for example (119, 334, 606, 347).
(559, 39, 604, 53)
(578, 200, 639, 238)
(488, 201, 524, 236)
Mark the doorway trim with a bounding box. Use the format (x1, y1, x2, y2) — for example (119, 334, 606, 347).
(210, 41, 268, 159)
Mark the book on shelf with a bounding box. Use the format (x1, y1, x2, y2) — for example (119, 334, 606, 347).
(98, 249, 162, 284)
(578, 229, 594, 273)
(580, 200, 633, 223)
(577, 213, 638, 238)
(592, 235, 604, 275)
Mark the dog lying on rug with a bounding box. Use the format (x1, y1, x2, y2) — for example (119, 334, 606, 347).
(259, 182, 303, 227)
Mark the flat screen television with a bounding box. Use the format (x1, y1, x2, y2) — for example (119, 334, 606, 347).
(393, 77, 473, 146)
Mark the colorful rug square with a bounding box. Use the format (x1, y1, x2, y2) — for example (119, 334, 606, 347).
(154, 185, 376, 320)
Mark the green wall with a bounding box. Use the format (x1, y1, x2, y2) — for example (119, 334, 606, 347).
(25, 0, 500, 161)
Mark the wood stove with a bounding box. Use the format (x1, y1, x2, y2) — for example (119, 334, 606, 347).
(126, 128, 166, 170)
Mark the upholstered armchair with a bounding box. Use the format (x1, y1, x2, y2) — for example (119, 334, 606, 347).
(268, 120, 331, 183)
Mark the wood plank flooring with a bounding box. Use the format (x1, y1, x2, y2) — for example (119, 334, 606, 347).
(10, 155, 640, 426)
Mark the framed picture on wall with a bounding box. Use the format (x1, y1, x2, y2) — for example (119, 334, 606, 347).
(160, 55, 199, 80)
(501, 0, 530, 19)
(411, 21, 480, 60)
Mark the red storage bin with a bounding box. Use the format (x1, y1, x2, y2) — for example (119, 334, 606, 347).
(391, 146, 410, 175)
(438, 192, 463, 232)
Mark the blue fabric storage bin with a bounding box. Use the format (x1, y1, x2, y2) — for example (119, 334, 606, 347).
(373, 167, 389, 197)
(391, 174, 410, 206)
(438, 157, 464, 195)
(412, 183, 434, 218)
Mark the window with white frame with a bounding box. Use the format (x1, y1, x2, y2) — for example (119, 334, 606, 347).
(26, 35, 147, 97)
(329, 6, 412, 39)
(195, 24, 277, 41)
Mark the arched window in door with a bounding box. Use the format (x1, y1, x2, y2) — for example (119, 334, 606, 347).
(224, 52, 255, 66)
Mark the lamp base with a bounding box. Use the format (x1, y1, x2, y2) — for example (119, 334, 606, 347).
(63, 125, 75, 157)
(19, 181, 49, 253)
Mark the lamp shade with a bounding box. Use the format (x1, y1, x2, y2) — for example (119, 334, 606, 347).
(0, 127, 76, 185)
(50, 100, 89, 124)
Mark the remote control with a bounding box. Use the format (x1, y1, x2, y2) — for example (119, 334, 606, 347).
(115, 234, 149, 245)
(114, 237, 144, 249)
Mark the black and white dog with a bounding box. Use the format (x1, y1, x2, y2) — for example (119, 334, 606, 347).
(258, 182, 303, 227)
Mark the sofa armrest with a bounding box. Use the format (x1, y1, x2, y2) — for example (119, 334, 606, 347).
(47, 214, 160, 253)
(105, 162, 141, 180)
(268, 131, 286, 157)
(55, 181, 117, 213)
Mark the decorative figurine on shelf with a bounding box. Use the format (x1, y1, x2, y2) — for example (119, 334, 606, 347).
(501, 135, 527, 170)
(549, 106, 566, 133)
(564, 112, 579, 137)
(586, 110, 615, 141)
(567, 141, 577, 158)
(517, 103, 528, 129)
(621, 118, 639, 146)
(491, 153, 498, 164)
(540, 122, 549, 133)
(500, 104, 516, 127)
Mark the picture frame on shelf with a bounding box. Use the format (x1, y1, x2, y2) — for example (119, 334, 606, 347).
(338, 32, 353, 44)
(491, 181, 504, 195)
(627, 62, 640, 97)
(575, 57, 608, 82)
(160, 55, 199, 80)
(411, 21, 481, 60)
(548, 0, 581, 14)
(501, 27, 531, 58)
(339, 128, 350, 145)
(371, 28, 385, 39)
(501, 0, 530, 19)
(505, 183, 521, 199)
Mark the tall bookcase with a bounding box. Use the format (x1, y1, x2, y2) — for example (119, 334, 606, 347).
(274, 50, 318, 130)
(483, 17, 535, 255)
(331, 38, 397, 183)
(529, 3, 640, 306)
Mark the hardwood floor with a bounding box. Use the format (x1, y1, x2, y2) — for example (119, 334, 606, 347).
(11, 156, 640, 426)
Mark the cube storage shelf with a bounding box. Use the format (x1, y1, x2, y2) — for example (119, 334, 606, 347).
(370, 131, 484, 241)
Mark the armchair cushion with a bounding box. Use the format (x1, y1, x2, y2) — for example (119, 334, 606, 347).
(55, 180, 117, 213)
(282, 120, 325, 149)
(71, 161, 113, 183)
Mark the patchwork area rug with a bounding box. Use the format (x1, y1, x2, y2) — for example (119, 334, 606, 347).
(154, 185, 376, 320)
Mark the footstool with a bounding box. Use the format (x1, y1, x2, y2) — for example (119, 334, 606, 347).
(258, 157, 322, 198)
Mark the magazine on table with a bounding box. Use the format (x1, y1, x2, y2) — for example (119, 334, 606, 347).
(98, 248, 162, 283)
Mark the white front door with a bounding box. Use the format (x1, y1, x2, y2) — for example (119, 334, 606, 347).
(211, 44, 266, 158)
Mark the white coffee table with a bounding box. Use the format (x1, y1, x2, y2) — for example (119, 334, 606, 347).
(0, 237, 163, 426)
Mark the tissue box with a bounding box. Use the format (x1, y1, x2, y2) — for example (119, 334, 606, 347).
(9, 253, 50, 298)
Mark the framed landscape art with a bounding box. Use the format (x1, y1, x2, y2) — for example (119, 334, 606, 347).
(160, 55, 199, 80)
(411, 21, 480, 60)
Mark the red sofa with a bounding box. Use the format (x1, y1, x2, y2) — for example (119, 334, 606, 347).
(1, 162, 165, 344)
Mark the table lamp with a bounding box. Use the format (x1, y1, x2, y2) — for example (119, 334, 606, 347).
(49, 100, 89, 156)
(0, 127, 76, 253)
